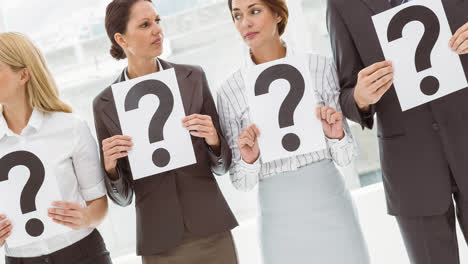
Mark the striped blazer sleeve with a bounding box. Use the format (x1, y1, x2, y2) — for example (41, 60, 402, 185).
(318, 56, 358, 167)
(216, 81, 261, 191)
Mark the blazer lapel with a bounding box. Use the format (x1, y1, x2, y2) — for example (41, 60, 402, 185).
(361, 0, 392, 14)
(99, 71, 125, 135)
(158, 58, 195, 115)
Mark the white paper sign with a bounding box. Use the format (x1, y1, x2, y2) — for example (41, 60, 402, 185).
(372, 0, 468, 111)
(0, 149, 69, 248)
(112, 69, 196, 179)
(245, 55, 327, 163)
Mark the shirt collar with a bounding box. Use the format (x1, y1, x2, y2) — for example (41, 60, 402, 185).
(27, 107, 45, 132)
(0, 106, 44, 139)
(124, 58, 164, 81)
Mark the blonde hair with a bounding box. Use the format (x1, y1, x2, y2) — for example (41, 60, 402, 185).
(0, 32, 72, 113)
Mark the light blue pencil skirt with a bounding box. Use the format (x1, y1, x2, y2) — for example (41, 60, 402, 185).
(258, 159, 370, 264)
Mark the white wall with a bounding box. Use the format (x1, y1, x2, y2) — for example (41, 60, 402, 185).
(0, 0, 6, 32)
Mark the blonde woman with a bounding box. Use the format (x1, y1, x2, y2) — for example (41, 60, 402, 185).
(217, 0, 370, 263)
(0, 32, 111, 264)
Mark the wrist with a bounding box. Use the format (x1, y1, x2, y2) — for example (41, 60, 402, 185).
(243, 158, 256, 164)
(337, 131, 345, 140)
(207, 137, 221, 153)
(353, 91, 370, 111)
(242, 154, 259, 164)
(105, 167, 118, 180)
(84, 207, 98, 229)
(83, 209, 91, 228)
(326, 131, 345, 140)
(355, 99, 370, 112)
(207, 137, 220, 148)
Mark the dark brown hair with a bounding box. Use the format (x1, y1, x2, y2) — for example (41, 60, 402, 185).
(227, 0, 289, 36)
(105, 0, 153, 60)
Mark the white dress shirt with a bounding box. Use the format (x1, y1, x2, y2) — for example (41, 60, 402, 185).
(0, 107, 106, 257)
(216, 41, 358, 191)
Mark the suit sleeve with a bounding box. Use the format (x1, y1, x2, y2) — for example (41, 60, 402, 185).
(197, 66, 233, 176)
(92, 96, 134, 207)
(326, 0, 375, 129)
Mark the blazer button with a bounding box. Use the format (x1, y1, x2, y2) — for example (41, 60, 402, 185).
(432, 123, 440, 131)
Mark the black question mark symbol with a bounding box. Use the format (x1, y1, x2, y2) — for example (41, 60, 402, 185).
(0, 151, 45, 237)
(387, 5, 441, 96)
(124, 79, 174, 167)
(255, 64, 305, 152)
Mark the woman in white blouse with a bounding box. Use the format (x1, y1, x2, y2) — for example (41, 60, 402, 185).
(217, 0, 370, 263)
(0, 32, 111, 263)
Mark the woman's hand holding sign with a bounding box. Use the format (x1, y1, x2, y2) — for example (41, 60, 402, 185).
(102, 135, 133, 180)
(182, 114, 221, 155)
(237, 124, 261, 164)
(316, 106, 345, 140)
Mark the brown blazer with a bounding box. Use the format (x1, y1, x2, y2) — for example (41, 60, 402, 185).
(92, 59, 238, 256)
(327, 0, 468, 217)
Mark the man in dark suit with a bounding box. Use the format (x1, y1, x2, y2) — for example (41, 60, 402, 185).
(327, 0, 468, 263)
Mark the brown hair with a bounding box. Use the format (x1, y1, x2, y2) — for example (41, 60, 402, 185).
(105, 0, 153, 60)
(227, 0, 289, 36)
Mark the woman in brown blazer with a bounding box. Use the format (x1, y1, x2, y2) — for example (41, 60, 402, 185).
(92, 0, 238, 263)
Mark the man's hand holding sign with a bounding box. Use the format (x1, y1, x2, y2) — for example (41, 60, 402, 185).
(371, 0, 468, 111)
(353, 61, 394, 112)
(354, 0, 468, 113)
(450, 22, 468, 55)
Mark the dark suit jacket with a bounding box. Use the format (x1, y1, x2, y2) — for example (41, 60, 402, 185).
(92, 59, 238, 255)
(327, 0, 468, 216)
